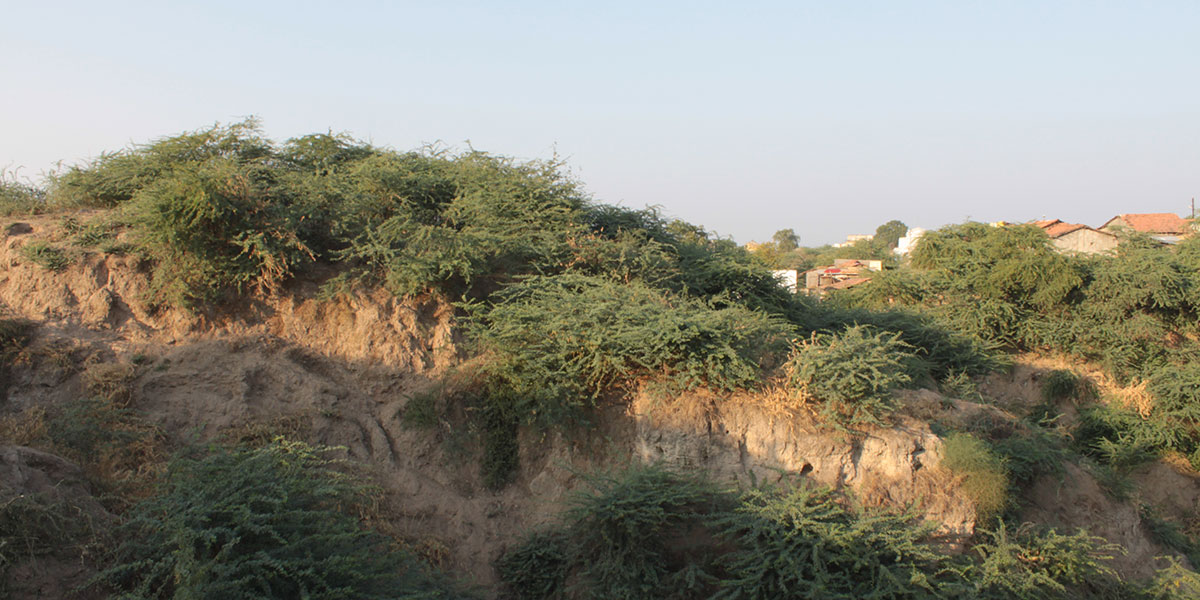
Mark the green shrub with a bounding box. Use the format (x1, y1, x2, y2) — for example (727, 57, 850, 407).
(481, 399, 520, 490)
(499, 465, 1185, 600)
(991, 429, 1069, 491)
(19, 241, 71, 271)
(564, 466, 726, 599)
(401, 388, 441, 429)
(494, 530, 572, 600)
(333, 150, 587, 298)
(0, 172, 47, 215)
(1147, 364, 1200, 440)
(1138, 505, 1200, 567)
(672, 234, 803, 319)
(1144, 557, 1200, 600)
(95, 439, 468, 599)
(69, 218, 119, 247)
(50, 119, 275, 209)
(712, 485, 949, 600)
(1074, 402, 1186, 470)
(785, 325, 913, 428)
(497, 465, 726, 600)
(941, 434, 1009, 523)
(1041, 370, 1082, 403)
(470, 274, 793, 426)
(126, 157, 314, 307)
(965, 522, 1119, 600)
(47, 397, 147, 461)
(802, 306, 1005, 382)
(941, 370, 984, 402)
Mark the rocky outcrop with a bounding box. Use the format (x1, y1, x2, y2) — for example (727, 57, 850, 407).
(632, 392, 977, 539)
(0, 217, 456, 371)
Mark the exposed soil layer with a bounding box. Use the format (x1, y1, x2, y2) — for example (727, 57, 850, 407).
(3, 215, 1197, 593)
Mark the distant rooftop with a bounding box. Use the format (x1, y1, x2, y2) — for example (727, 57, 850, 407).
(1032, 219, 1093, 239)
(1100, 213, 1190, 235)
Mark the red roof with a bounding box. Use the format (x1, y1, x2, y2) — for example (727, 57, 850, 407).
(1042, 222, 1091, 238)
(1101, 213, 1190, 235)
(1032, 219, 1061, 229)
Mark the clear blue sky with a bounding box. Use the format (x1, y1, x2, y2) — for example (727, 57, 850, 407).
(3, 1, 1197, 244)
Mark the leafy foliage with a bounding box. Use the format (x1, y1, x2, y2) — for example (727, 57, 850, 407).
(332, 150, 586, 298)
(1041, 370, 1083, 403)
(498, 465, 726, 600)
(0, 170, 48, 215)
(19, 241, 71, 271)
(494, 530, 572, 600)
(125, 156, 314, 306)
(51, 119, 275, 209)
(941, 434, 1010, 523)
(1137, 505, 1200, 568)
(563, 466, 726, 599)
(965, 522, 1119, 600)
(875, 220, 909, 250)
(837, 220, 1200, 483)
(785, 325, 914, 427)
(469, 274, 793, 425)
(771, 228, 799, 252)
(711, 485, 948, 600)
(1143, 557, 1200, 600)
(989, 428, 1069, 492)
(803, 305, 1006, 382)
(498, 467, 1141, 600)
(96, 439, 468, 599)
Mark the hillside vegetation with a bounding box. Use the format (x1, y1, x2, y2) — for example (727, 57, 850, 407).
(2, 121, 1200, 598)
(833, 223, 1200, 474)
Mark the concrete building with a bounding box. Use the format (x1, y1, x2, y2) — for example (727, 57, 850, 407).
(832, 234, 874, 248)
(772, 269, 800, 293)
(893, 227, 926, 256)
(1032, 220, 1119, 255)
(803, 259, 881, 294)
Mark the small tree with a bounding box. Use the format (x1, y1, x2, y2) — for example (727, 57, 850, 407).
(874, 220, 908, 250)
(772, 228, 800, 252)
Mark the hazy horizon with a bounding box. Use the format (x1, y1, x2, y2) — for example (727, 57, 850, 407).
(4, 1, 1197, 245)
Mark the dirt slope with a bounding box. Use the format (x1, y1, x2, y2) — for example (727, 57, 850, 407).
(2, 214, 1192, 592)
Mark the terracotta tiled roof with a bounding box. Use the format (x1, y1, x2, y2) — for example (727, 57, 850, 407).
(1032, 219, 1061, 229)
(1102, 213, 1190, 235)
(1043, 222, 1091, 238)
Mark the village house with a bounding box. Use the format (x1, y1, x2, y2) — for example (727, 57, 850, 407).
(801, 259, 881, 294)
(893, 227, 925, 256)
(832, 234, 874, 248)
(1032, 219, 1119, 255)
(1100, 213, 1193, 244)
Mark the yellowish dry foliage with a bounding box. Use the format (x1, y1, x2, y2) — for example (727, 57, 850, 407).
(0, 406, 48, 446)
(82, 360, 136, 407)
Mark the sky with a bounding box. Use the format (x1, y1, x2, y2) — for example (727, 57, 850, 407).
(2, 1, 1197, 245)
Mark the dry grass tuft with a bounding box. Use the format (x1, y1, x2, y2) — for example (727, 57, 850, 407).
(221, 412, 315, 447)
(82, 360, 136, 407)
(1109, 378, 1154, 419)
(0, 406, 48, 446)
